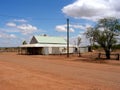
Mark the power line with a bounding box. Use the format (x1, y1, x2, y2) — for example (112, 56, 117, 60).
(0, 14, 25, 18)
(0, 14, 66, 21)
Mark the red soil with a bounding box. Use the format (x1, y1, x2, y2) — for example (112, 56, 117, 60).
(0, 52, 120, 90)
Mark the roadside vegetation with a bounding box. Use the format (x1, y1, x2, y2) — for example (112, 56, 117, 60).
(85, 17, 120, 59)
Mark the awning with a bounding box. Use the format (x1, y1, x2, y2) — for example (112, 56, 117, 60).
(20, 43, 75, 48)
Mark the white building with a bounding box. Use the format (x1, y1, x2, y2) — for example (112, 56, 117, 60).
(20, 35, 75, 55)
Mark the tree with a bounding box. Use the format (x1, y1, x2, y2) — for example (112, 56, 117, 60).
(77, 36, 81, 57)
(85, 17, 120, 59)
(22, 40, 27, 45)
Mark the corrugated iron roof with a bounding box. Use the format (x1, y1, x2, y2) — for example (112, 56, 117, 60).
(34, 35, 67, 44)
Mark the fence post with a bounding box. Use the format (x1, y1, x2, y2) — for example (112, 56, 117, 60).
(117, 54, 119, 60)
(98, 53, 101, 59)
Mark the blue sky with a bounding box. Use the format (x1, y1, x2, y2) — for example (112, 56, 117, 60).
(0, 0, 120, 47)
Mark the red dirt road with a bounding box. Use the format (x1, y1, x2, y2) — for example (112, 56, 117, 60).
(0, 52, 120, 90)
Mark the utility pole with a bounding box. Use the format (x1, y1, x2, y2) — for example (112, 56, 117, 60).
(67, 18, 69, 57)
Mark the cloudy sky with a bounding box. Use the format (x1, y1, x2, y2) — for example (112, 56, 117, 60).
(0, 0, 120, 47)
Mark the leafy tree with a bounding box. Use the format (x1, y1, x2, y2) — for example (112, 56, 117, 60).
(85, 17, 120, 59)
(22, 40, 27, 45)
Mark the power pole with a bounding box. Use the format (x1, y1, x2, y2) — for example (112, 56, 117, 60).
(67, 18, 69, 57)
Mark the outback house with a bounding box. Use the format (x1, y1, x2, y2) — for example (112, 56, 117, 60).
(20, 35, 75, 55)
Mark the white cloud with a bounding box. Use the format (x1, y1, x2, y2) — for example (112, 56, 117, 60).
(62, 0, 120, 20)
(14, 19, 27, 22)
(10, 34, 16, 38)
(0, 31, 16, 39)
(17, 24, 37, 35)
(71, 24, 85, 30)
(55, 24, 92, 32)
(55, 24, 75, 32)
(6, 21, 38, 35)
(6, 22, 16, 27)
(56, 25, 67, 32)
(1, 19, 43, 47)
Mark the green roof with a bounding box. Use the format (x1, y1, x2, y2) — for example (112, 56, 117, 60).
(34, 36, 67, 44)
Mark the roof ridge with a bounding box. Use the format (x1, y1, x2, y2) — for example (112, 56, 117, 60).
(34, 35, 64, 38)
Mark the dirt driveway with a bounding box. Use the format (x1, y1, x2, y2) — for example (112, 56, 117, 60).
(0, 52, 120, 90)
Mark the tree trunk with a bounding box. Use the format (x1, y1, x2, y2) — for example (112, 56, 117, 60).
(105, 50, 110, 59)
(78, 47, 81, 57)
